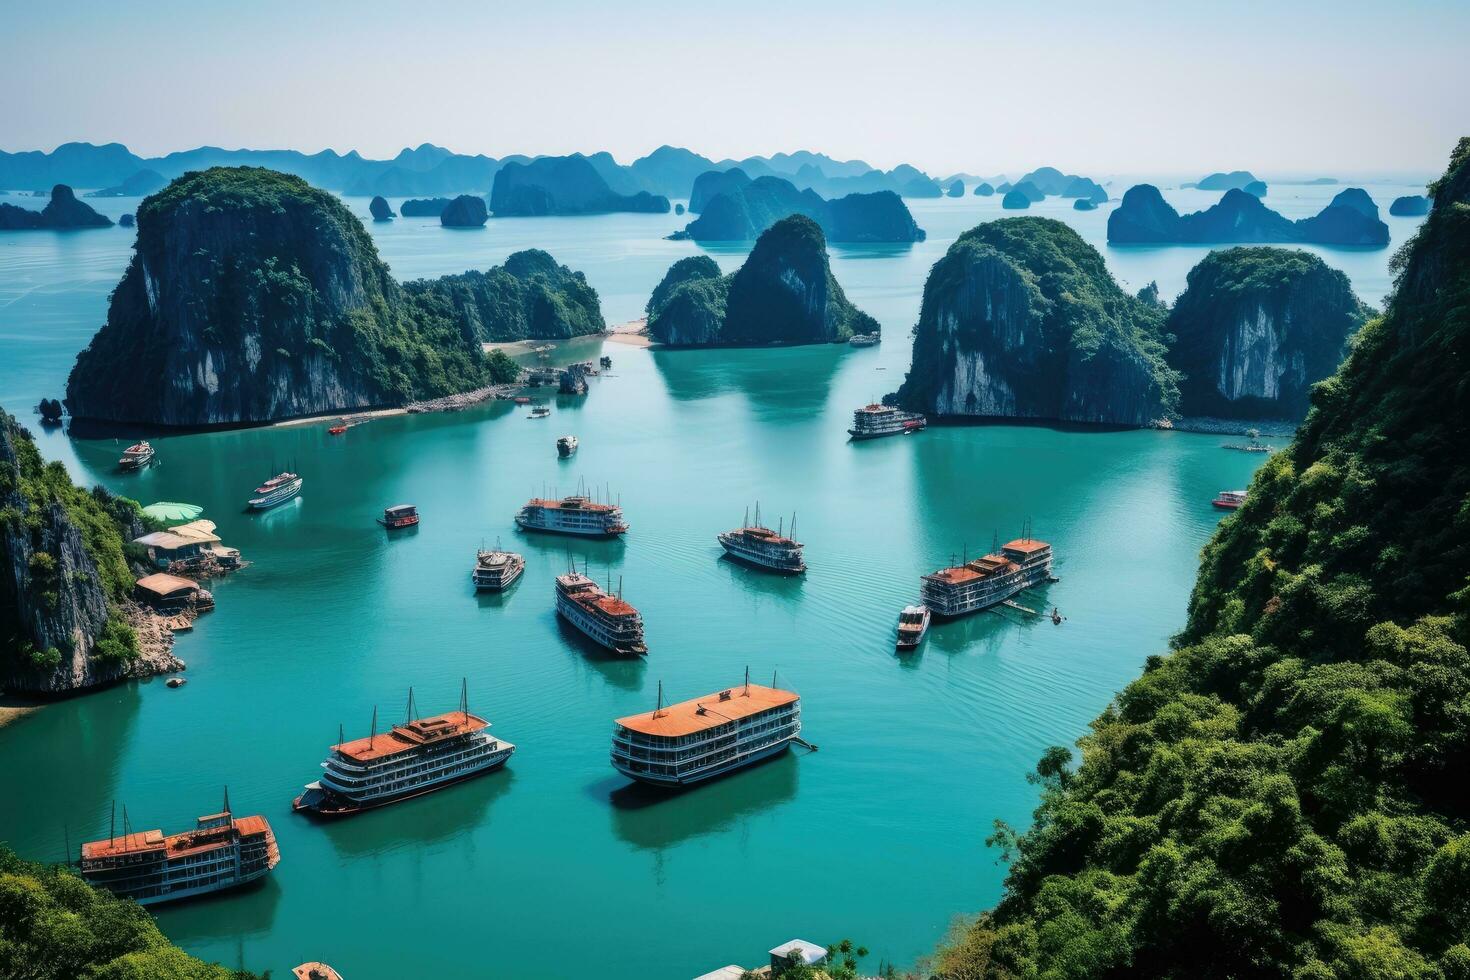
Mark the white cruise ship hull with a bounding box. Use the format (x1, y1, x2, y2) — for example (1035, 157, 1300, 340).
(296, 742, 514, 818)
(612, 735, 795, 787)
(515, 515, 623, 538)
(555, 593, 645, 655)
(249, 481, 302, 510)
(717, 537, 806, 574)
(132, 862, 274, 906)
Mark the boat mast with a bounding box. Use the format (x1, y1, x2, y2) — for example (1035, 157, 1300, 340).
(369, 706, 377, 751)
(222, 785, 231, 817)
(653, 680, 664, 719)
(744, 666, 750, 697)
(405, 686, 417, 724)
(460, 677, 469, 724)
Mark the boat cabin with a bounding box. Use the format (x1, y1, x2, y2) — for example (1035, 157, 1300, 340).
(134, 573, 201, 611)
(380, 504, 420, 529)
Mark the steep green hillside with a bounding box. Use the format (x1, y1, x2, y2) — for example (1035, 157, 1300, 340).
(934, 139, 1470, 978)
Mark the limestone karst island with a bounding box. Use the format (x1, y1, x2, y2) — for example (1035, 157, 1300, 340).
(0, 4, 1464, 979)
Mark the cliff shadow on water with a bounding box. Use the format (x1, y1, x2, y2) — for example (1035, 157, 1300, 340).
(649, 344, 847, 412)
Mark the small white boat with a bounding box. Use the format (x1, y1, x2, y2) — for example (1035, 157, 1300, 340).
(473, 544, 525, 592)
(119, 441, 155, 471)
(530, 405, 551, 419)
(896, 604, 931, 650)
(848, 332, 881, 347)
(249, 472, 303, 510)
(557, 435, 578, 457)
(1212, 489, 1247, 510)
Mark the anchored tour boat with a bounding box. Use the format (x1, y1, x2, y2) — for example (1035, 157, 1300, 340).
(717, 505, 806, 574)
(848, 332, 880, 347)
(896, 604, 931, 650)
(79, 792, 279, 906)
(292, 682, 514, 818)
(557, 435, 579, 457)
(1212, 490, 1248, 509)
(118, 441, 155, 470)
(472, 543, 525, 591)
(248, 472, 302, 510)
(378, 504, 419, 529)
(516, 493, 627, 537)
(530, 404, 551, 419)
(848, 403, 926, 440)
(555, 560, 646, 655)
(610, 673, 802, 787)
(920, 535, 1054, 618)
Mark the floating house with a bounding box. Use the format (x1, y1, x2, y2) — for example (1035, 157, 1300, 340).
(134, 573, 203, 611)
(133, 519, 241, 571)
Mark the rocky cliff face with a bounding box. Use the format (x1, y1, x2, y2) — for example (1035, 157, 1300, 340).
(1109, 185, 1390, 246)
(0, 410, 177, 694)
(369, 195, 394, 220)
(647, 216, 875, 346)
(65, 167, 507, 427)
(1167, 248, 1368, 419)
(896, 217, 1177, 426)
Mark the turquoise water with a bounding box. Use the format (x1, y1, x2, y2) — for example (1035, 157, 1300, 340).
(0, 182, 1426, 978)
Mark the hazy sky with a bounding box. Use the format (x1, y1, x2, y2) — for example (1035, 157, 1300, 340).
(3, 0, 1465, 176)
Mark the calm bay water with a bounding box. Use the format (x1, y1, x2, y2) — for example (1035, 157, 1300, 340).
(0, 179, 1428, 978)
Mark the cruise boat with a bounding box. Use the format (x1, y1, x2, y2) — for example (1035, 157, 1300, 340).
(610, 675, 801, 787)
(118, 441, 155, 470)
(472, 543, 525, 591)
(920, 537, 1054, 618)
(79, 793, 279, 906)
(515, 494, 627, 537)
(555, 563, 646, 655)
(848, 332, 881, 347)
(896, 604, 931, 650)
(378, 504, 419, 529)
(848, 403, 926, 440)
(530, 405, 551, 419)
(717, 505, 806, 574)
(248, 472, 302, 510)
(1212, 490, 1248, 509)
(293, 683, 514, 818)
(557, 435, 579, 457)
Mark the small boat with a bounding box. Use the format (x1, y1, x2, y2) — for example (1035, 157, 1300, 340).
(717, 505, 805, 574)
(293, 964, 344, 980)
(557, 435, 578, 457)
(119, 441, 155, 471)
(473, 542, 525, 592)
(1051, 606, 1064, 625)
(1212, 490, 1248, 510)
(848, 332, 881, 347)
(848, 403, 926, 440)
(248, 472, 302, 510)
(896, 605, 931, 650)
(530, 405, 551, 419)
(327, 423, 347, 435)
(378, 504, 419, 529)
(166, 676, 187, 688)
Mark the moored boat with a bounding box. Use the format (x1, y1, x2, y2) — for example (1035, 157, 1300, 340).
(118, 441, 155, 470)
(530, 404, 551, 419)
(557, 435, 579, 457)
(555, 562, 646, 655)
(472, 543, 525, 591)
(292, 682, 514, 818)
(516, 493, 627, 537)
(896, 604, 931, 650)
(610, 674, 801, 786)
(248, 472, 302, 510)
(1212, 489, 1248, 509)
(848, 403, 926, 440)
(921, 537, 1054, 618)
(378, 504, 419, 529)
(848, 332, 881, 347)
(717, 505, 805, 574)
(327, 423, 347, 435)
(79, 793, 279, 906)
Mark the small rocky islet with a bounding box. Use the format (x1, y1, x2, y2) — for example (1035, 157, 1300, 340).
(0, 184, 112, 230)
(674, 171, 925, 243)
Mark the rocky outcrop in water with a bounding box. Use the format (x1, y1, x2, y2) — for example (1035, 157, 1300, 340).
(1013, 181, 1045, 203)
(1327, 187, 1379, 220)
(369, 195, 394, 220)
(947, 180, 965, 197)
(1196, 170, 1259, 191)
(1062, 176, 1108, 203)
(87, 169, 167, 198)
(401, 249, 605, 342)
(64, 167, 520, 427)
(1001, 190, 1030, 209)
(118, 213, 134, 228)
(673, 175, 924, 243)
(400, 197, 451, 217)
(1166, 247, 1369, 419)
(440, 194, 488, 227)
(974, 182, 994, 196)
(490, 155, 670, 216)
(1108, 185, 1389, 246)
(689, 168, 752, 212)
(0, 184, 112, 230)
(1073, 198, 1097, 211)
(1244, 180, 1268, 198)
(648, 215, 876, 346)
(0, 409, 180, 694)
(1389, 194, 1430, 216)
(895, 217, 1177, 426)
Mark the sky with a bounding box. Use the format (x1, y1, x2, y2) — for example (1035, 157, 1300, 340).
(2, 0, 1466, 177)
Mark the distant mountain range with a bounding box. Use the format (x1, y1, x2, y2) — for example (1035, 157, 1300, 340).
(0, 141, 951, 201)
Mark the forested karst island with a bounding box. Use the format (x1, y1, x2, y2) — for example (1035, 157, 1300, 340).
(932, 137, 1470, 980)
(674, 172, 925, 243)
(0, 184, 112, 230)
(489, 155, 671, 216)
(1109, 185, 1391, 246)
(647, 215, 877, 346)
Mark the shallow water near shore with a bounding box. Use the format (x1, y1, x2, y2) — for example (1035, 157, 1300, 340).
(0, 183, 1424, 978)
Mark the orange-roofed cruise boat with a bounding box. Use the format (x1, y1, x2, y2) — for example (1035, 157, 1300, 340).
(293, 681, 514, 818)
(555, 561, 646, 655)
(610, 676, 801, 787)
(79, 792, 279, 906)
(920, 536, 1054, 618)
(515, 493, 627, 537)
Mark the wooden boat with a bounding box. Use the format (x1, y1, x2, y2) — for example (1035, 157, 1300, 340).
(166, 677, 187, 688)
(119, 441, 155, 471)
(896, 604, 931, 650)
(378, 504, 419, 529)
(327, 423, 347, 435)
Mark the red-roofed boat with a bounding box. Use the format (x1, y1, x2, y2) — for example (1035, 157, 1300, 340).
(555, 562, 646, 655)
(920, 536, 1054, 618)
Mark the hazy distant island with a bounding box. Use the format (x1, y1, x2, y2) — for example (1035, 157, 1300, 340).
(973, 181, 994, 196)
(0, 184, 112, 230)
(64, 167, 545, 427)
(673, 173, 925, 243)
(400, 196, 452, 217)
(1244, 179, 1268, 197)
(369, 195, 394, 220)
(1108, 185, 1390, 246)
(1389, 194, 1431, 216)
(440, 193, 488, 227)
(1194, 169, 1260, 191)
(946, 180, 964, 197)
(1166, 247, 1369, 419)
(647, 215, 877, 347)
(85, 168, 167, 198)
(1001, 189, 1030, 209)
(895, 217, 1176, 426)
(489, 154, 670, 216)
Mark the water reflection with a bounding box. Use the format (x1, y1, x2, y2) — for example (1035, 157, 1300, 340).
(604, 750, 800, 851)
(555, 616, 647, 691)
(650, 345, 846, 412)
(716, 554, 807, 603)
(153, 873, 283, 946)
(319, 767, 516, 859)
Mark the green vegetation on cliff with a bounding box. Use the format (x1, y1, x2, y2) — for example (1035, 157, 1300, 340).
(402, 249, 605, 343)
(933, 139, 1470, 979)
(0, 845, 263, 979)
